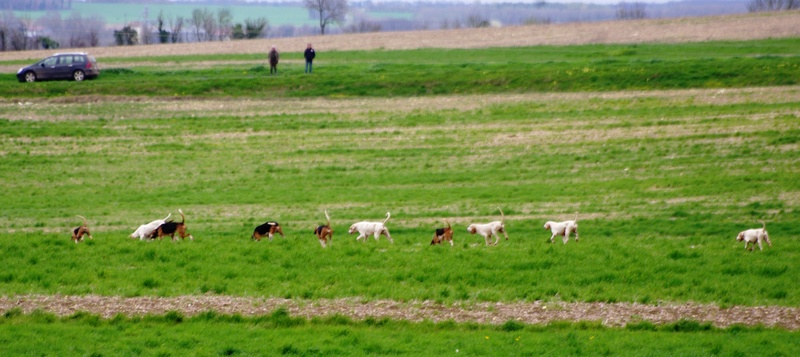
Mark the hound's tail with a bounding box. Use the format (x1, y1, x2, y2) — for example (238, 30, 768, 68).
(324, 209, 331, 227)
(498, 207, 505, 225)
(179, 209, 186, 224)
(443, 219, 450, 229)
(77, 215, 87, 227)
(162, 213, 172, 222)
(758, 220, 766, 230)
(574, 212, 579, 222)
(382, 212, 391, 224)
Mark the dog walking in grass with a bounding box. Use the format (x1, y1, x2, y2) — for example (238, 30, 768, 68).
(252, 220, 284, 242)
(349, 212, 393, 244)
(152, 209, 194, 241)
(314, 210, 334, 248)
(737, 220, 772, 251)
(431, 219, 454, 246)
(130, 213, 172, 241)
(544, 212, 579, 244)
(71, 215, 93, 243)
(467, 208, 508, 246)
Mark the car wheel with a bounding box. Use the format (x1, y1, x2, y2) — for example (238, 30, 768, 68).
(73, 70, 85, 82)
(24, 71, 36, 83)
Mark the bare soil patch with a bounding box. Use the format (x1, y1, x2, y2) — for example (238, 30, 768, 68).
(2, 295, 798, 329)
(1, 11, 799, 63)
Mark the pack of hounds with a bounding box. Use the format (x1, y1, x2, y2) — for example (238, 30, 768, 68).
(70, 208, 774, 252)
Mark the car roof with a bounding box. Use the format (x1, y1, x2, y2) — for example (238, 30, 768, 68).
(52, 52, 89, 56)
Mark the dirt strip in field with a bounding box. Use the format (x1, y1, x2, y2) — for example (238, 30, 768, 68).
(2, 295, 798, 330)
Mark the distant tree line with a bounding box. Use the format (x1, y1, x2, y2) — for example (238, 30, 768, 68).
(133, 8, 268, 45)
(616, 2, 648, 20)
(0, 11, 101, 51)
(747, 0, 800, 11)
(0, 0, 774, 52)
(1, 0, 72, 11)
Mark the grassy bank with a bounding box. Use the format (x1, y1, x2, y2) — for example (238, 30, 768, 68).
(1, 309, 798, 356)
(1, 38, 799, 98)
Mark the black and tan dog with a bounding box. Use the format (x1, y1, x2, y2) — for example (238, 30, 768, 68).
(431, 219, 454, 246)
(71, 215, 93, 243)
(313, 210, 333, 248)
(252, 220, 284, 241)
(152, 209, 194, 241)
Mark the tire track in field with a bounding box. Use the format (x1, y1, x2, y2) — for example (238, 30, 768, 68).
(2, 295, 798, 330)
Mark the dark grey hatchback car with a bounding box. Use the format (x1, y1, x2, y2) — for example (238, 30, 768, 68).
(16, 52, 100, 83)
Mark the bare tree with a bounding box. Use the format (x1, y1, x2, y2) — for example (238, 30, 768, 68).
(169, 15, 184, 43)
(304, 0, 348, 35)
(140, 21, 153, 45)
(0, 14, 10, 51)
(217, 8, 232, 41)
(58, 13, 104, 48)
(465, 13, 490, 28)
(747, 0, 800, 12)
(190, 8, 215, 42)
(8, 15, 32, 50)
(201, 10, 218, 42)
(36, 10, 63, 43)
(616, 2, 647, 20)
(344, 17, 381, 33)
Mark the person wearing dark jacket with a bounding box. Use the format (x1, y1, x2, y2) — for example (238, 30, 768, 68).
(304, 43, 316, 73)
(268, 45, 279, 75)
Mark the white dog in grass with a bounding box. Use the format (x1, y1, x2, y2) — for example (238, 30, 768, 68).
(544, 212, 579, 244)
(349, 212, 393, 243)
(736, 220, 772, 251)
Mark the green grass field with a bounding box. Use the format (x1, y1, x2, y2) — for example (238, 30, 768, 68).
(1, 38, 799, 355)
(2, 309, 799, 356)
(2, 39, 799, 98)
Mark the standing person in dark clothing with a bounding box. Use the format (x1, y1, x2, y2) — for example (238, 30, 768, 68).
(268, 45, 279, 75)
(304, 43, 316, 74)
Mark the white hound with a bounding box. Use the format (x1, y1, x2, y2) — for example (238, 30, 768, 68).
(349, 212, 393, 244)
(737, 220, 772, 251)
(544, 212, 579, 244)
(130, 213, 171, 240)
(467, 208, 508, 246)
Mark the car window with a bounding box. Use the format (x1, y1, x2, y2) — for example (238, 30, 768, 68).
(43, 57, 57, 67)
(73, 56, 85, 64)
(59, 56, 73, 65)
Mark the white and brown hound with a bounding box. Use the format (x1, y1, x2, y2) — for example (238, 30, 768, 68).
(737, 220, 772, 251)
(467, 208, 508, 246)
(544, 212, 579, 244)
